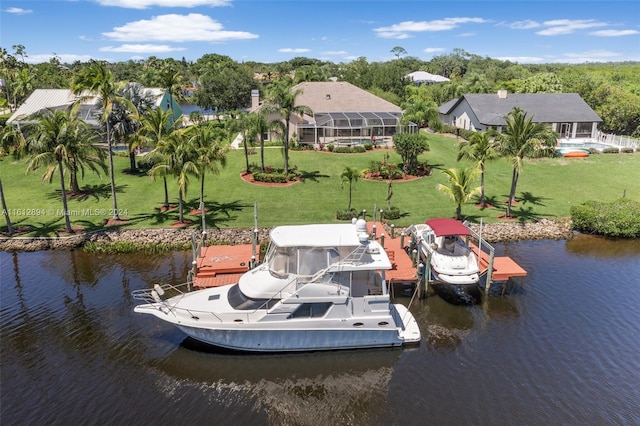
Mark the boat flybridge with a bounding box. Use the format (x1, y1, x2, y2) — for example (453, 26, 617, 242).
(133, 219, 421, 352)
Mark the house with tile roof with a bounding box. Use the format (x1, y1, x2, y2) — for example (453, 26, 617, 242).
(439, 90, 602, 139)
(252, 81, 416, 147)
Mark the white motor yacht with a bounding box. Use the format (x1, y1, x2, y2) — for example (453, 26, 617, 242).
(133, 219, 421, 352)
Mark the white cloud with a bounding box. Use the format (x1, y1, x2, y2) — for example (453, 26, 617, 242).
(590, 29, 640, 36)
(102, 13, 258, 42)
(495, 56, 545, 64)
(508, 20, 541, 30)
(4, 7, 32, 14)
(24, 54, 95, 64)
(278, 48, 311, 53)
(536, 19, 607, 36)
(95, 0, 230, 9)
(423, 47, 446, 54)
(321, 51, 348, 56)
(375, 17, 487, 39)
(100, 44, 186, 53)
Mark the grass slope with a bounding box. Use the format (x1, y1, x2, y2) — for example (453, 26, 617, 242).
(1, 133, 639, 235)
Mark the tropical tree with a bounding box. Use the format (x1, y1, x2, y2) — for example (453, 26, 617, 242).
(401, 85, 440, 129)
(156, 63, 185, 124)
(242, 110, 280, 172)
(436, 167, 481, 221)
(185, 122, 229, 222)
(393, 132, 430, 175)
(72, 60, 131, 221)
(263, 80, 312, 175)
(138, 108, 183, 209)
(23, 108, 98, 233)
(149, 132, 198, 224)
(340, 166, 361, 211)
(494, 107, 557, 217)
(110, 82, 155, 172)
(390, 46, 407, 59)
(456, 130, 498, 208)
(0, 125, 25, 235)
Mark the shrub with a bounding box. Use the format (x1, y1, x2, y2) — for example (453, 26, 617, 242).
(336, 208, 360, 220)
(381, 206, 402, 220)
(363, 143, 373, 150)
(327, 144, 335, 152)
(570, 198, 640, 238)
(602, 147, 620, 154)
(621, 147, 634, 153)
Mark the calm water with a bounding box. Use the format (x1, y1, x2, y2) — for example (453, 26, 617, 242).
(2, 235, 640, 425)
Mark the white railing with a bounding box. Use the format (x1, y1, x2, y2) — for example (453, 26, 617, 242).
(594, 130, 639, 150)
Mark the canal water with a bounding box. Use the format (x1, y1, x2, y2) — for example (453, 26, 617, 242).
(2, 235, 639, 425)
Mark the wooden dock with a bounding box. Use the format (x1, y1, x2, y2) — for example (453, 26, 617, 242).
(191, 221, 526, 290)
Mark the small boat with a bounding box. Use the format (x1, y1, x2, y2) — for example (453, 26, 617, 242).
(405, 218, 481, 305)
(133, 219, 421, 352)
(562, 150, 589, 158)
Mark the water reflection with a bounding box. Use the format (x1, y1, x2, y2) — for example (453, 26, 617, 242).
(152, 340, 405, 425)
(565, 233, 640, 257)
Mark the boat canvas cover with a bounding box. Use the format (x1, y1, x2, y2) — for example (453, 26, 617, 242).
(425, 218, 472, 237)
(269, 224, 362, 247)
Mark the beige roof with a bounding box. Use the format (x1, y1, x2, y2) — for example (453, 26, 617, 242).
(7, 89, 78, 123)
(292, 81, 402, 113)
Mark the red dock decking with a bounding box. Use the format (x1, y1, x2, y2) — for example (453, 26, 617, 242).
(192, 222, 526, 289)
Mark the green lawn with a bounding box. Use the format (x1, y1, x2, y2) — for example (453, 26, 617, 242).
(2, 133, 639, 235)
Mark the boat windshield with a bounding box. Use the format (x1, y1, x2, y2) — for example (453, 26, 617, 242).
(266, 244, 341, 278)
(227, 284, 279, 310)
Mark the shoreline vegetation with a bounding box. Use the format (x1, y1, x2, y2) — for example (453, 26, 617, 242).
(0, 218, 574, 253)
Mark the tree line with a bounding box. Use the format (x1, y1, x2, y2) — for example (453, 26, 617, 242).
(2, 46, 639, 137)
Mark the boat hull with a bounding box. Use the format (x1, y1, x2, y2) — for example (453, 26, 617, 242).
(177, 326, 404, 352)
(430, 280, 482, 305)
(135, 302, 421, 353)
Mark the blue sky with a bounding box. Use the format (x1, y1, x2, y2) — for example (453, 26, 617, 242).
(1, 0, 639, 65)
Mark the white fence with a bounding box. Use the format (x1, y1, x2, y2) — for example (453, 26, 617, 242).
(594, 130, 639, 150)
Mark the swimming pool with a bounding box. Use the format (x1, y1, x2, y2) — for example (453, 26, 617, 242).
(556, 140, 619, 152)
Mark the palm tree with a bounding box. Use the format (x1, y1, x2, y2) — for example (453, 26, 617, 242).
(138, 108, 182, 209)
(241, 111, 278, 173)
(401, 86, 440, 129)
(157, 64, 184, 125)
(495, 107, 557, 217)
(72, 60, 131, 221)
(149, 133, 199, 224)
(263, 81, 312, 175)
(24, 108, 93, 233)
(0, 125, 24, 235)
(185, 122, 229, 219)
(457, 130, 498, 208)
(436, 167, 481, 221)
(110, 82, 155, 173)
(340, 167, 361, 211)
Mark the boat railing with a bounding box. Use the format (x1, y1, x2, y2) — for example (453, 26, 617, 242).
(131, 281, 191, 304)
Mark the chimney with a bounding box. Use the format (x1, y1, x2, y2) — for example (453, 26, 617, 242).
(497, 89, 508, 99)
(251, 89, 260, 110)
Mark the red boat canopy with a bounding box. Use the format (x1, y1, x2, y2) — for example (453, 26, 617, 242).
(425, 218, 472, 237)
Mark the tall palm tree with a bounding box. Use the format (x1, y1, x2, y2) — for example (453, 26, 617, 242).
(149, 133, 198, 224)
(185, 122, 229, 219)
(24, 108, 93, 233)
(157, 64, 184, 125)
(72, 60, 131, 221)
(110, 82, 155, 173)
(0, 125, 24, 235)
(138, 108, 182, 209)
(245, 110, 283, 173)
(495, 107, 557, 217)
(340, 166, 361, 212)
(457, 130, 498, 208)
(436, 167, 481, 221)
(263, 81, 312, 175)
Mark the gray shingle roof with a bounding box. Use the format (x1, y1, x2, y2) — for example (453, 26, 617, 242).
(441, 93, 602, 126)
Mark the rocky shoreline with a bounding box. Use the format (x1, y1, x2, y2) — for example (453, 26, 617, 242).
(0, 218, 575, 252)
